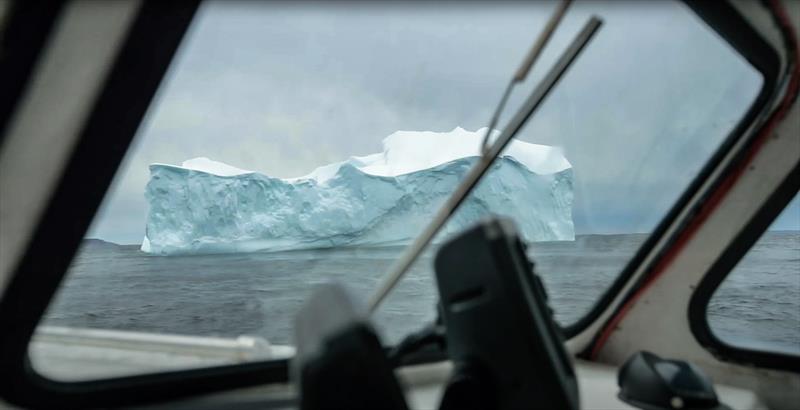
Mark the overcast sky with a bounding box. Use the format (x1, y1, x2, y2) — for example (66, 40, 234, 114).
(87, 0, 798, 244)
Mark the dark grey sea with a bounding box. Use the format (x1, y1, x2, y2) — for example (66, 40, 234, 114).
(42, 232, 799, 355)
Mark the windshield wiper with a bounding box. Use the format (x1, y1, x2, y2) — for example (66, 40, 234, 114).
(480, 0, 572, 156)
(367, 6, 603, 314)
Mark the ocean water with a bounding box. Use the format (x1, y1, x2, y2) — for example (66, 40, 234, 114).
(41, 232, 799, 355)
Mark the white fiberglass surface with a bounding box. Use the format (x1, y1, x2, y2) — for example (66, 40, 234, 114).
(31, 1, 766, 380)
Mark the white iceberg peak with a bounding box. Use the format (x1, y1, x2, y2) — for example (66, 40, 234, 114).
(180, 157, 252, 176)
(153, 128, 570, 182)
(296, 127, 573, 184)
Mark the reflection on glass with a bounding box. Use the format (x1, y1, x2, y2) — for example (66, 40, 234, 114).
(32, 0, 763, 380)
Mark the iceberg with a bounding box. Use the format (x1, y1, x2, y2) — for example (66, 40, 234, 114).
(141, 127, 574, 255)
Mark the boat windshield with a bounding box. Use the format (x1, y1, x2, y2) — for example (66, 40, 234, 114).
(31, 0, 766, 381)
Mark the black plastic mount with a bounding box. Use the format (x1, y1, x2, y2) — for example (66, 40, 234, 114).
(618, 351, 730, 410)
(435, 217, 579, 410)
(293, 284, 408, 410)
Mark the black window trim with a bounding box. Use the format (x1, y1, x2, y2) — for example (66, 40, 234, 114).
(0, 1, 66, 149)
(0, 0, 789, 408)
(688, 163, 800, 372)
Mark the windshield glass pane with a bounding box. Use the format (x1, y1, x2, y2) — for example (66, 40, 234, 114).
(31, 0, 762, 381)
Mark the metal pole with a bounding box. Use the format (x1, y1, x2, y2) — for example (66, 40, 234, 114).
(367, 17, 603, 314)
(481, 0, 573, 155)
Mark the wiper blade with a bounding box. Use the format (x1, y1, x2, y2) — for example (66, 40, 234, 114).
(481, 0, 572, 155)
(367, 12, 603, 314)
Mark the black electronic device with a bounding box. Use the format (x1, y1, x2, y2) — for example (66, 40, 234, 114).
(292, 283, 408, 410)
(434, 217, 579, 410)
(618, 351, 730, 410)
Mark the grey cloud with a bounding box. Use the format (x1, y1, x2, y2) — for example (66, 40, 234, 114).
(88, 0, 773, 244)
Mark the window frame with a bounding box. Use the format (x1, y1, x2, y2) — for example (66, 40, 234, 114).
(563, 0, 780, 337)
(0, 1, 66, 148)
(688, 165, 800, 371)
(0, 0, 787, 407)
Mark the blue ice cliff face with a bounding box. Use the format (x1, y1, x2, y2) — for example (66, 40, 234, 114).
(141, 128, 574, 255)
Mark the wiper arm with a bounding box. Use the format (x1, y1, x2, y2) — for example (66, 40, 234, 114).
(367, 10, 603, 314)
(481, 0, 572, 155)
